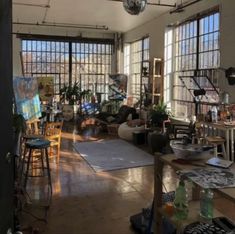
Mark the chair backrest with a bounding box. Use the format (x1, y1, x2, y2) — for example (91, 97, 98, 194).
(26, 118, 41, 135)
(44, 121, 63, 140)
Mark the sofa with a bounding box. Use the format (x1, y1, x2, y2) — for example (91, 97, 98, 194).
(95, 105, 138, 125)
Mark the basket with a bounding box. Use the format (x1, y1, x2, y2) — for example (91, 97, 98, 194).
(170, 140, 213, 160)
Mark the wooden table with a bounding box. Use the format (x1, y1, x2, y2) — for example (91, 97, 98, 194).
(200, 121, 235, 161)
(154, 153, 235, 233)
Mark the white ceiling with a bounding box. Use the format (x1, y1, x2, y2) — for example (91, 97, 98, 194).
(13, 0, 183, 33)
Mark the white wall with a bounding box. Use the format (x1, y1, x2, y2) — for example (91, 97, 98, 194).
(124, 0, 235, 103)
(12, 25, 114, 76)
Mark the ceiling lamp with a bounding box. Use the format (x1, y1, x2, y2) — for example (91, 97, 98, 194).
(123, 0, 147, 15)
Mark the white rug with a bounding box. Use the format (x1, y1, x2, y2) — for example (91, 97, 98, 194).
(73, 139, 153, 172)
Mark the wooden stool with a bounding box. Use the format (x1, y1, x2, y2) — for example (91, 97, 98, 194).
(19, 134, 44, 181)
(206, 136, 227, 159)
(22, 139, 52, 194)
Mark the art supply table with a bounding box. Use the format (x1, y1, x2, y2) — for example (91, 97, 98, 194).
(154, 153, 235, 234)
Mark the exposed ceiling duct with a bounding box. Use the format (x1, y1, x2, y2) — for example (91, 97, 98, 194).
(170, 0, 202, 14)
(13, 21, 109, 31)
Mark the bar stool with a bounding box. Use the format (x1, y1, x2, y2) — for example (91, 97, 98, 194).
(22, 139, 52, 194)
(206, 136, 228, 159)
(19, 134, 44, 180)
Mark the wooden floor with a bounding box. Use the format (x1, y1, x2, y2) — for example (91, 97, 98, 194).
(19, 122, 235, 234)
(19, 122, 175, 233)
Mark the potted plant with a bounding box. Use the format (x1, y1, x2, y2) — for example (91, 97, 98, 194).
(149, 101, 170, 128)
(60, 82, 81, 121)
(59, 82, 81, 105)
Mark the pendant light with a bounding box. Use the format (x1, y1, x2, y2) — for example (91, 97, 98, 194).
(123, 0, 147, 15)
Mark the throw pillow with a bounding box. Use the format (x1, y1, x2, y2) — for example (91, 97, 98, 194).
(127, 119, 145, 127)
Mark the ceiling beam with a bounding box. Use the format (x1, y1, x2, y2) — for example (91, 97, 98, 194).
(13, 2, 50, 8)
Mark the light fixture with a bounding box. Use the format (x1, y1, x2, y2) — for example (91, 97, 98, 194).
(123, 0, 147, 15)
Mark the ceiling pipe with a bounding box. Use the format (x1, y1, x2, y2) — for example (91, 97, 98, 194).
(13, 2, 50, 8)
(147, 2, 176, 7)
(12, 21, 109, 31)
(108, 0, 176, 7)
(170, 0, 202, 14)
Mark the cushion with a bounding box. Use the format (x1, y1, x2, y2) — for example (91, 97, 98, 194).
(118, 122, 145, 141)
(106, 116, 116, 123)
(127, 119, 145, 127)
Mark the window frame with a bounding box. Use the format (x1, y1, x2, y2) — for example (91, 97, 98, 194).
(125, 36, 150, 101)
(21, 35, 114, 102)
(172, 9, 220, 115)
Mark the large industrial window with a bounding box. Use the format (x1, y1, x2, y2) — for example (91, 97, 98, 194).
(71, 43, 112, 101)
(22, 39, 113, 101)
(128, 37, 149, 101)
(22, 40, 69, 95)
(172, 10, 220, 116)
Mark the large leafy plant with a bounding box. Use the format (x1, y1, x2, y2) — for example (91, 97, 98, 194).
(60, 82, 81, 105)
(149, 101, 170, 127)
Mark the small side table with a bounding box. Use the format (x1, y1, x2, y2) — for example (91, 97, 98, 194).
(133, 130, 146, 145)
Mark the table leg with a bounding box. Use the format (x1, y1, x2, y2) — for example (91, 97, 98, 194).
(154, 153, 163, 234)
(231, 129, 234, 161)
(226, 129, 230, 159)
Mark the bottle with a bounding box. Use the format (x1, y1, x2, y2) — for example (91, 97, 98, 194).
(173, 179, 188, 220)
(226, 108, 232, 122)
(211, 106, 218, 123)
(200, 188, 214, 219)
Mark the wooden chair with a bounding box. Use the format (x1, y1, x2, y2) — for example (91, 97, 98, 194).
(25, 118, 42, 135)
(44, 121, 63, 164)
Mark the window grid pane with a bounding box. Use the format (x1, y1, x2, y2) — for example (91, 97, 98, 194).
(172, 11, 220, 116)
(130, 37, 149, 100)
(22, 39, 113, 102)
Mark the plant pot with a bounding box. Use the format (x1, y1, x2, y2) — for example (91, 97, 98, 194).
(62, 104, 74, 121)
(148, 131, 168, 154)
(151, 113, 168, 128)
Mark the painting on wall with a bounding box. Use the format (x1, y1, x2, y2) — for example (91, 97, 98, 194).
(108, 74, 127, 100)
(13, 76, 41, 120)
(37, 76, 54, 102)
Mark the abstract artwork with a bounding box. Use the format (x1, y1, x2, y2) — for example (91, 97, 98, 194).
(13, 76, 41, 120)
(108, 74, 127, 100)
(37, 76, 54, 102)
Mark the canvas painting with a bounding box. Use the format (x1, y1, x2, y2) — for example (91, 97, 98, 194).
(13, 76, 41, 120)
(37, 76, 54, 102)
(109, 74, 127, 100)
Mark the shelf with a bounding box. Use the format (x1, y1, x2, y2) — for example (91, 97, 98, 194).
(158, 200, 223, 231)
(152, 57, 163, 104)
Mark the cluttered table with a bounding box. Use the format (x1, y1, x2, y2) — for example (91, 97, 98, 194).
(200, 121, 235, 161)
(154, 153, 235, 234)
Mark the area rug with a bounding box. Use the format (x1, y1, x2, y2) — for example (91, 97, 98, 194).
(73, 139, 153, 172)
